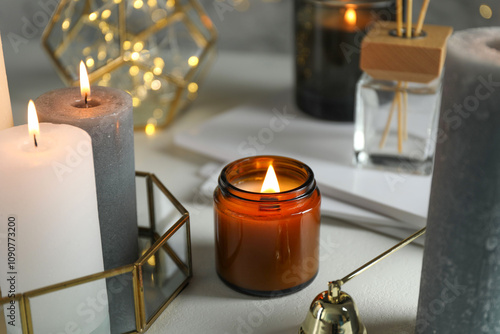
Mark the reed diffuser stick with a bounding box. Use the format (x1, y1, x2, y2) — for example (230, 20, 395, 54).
(379, 81, 402, 149)
(396, 0, 403, 37)
(415, 0, 430, 36)
(397, 85, 403, 153)
(379, 0, 404, 150)
(406, 0, 413, 38)
(379, 0, 430, 151)
(403, 81, 408, 140)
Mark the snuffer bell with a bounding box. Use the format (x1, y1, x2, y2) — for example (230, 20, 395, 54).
(299, 227, 426, 334)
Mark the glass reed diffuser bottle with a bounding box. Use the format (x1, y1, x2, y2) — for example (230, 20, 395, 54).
(354, 73, 443, 175)
(354, 0, 452, 175)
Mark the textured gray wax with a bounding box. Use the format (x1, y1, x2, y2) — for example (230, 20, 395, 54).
(416, 28, 500, 334)
(36, 87, 138, 332)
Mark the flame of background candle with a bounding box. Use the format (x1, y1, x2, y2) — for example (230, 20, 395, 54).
(260, 165, 280, 193)
(28, 100, 39, 146)
(80, 61, 90, 102)
(345, 8, 357, 26)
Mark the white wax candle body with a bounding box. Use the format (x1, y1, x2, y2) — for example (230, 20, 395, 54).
(0, 34, 13, 130)
(0, 123, 108, 333)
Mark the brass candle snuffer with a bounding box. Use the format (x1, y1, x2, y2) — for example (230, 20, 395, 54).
(299, 227, 426, 334)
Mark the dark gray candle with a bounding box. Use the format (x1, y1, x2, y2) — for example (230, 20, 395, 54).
(416, 28, 500, 334)
(36, 87, 138, 332)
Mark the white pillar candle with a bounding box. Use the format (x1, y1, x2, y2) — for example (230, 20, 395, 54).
(0, 34, 13, 130)
(0, 118, 108, 332)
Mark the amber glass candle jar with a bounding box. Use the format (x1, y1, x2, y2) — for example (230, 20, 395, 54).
(214, 156, 321, 297)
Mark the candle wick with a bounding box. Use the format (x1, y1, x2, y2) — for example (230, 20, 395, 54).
(34, 134, 38, 148)
(85, 93, 88, 108)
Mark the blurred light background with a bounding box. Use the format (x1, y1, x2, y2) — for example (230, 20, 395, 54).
(0, 0, 498, 123)
(1, 0, 498, 54)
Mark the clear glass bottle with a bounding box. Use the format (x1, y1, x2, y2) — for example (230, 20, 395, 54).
(353, 72, 443, 175)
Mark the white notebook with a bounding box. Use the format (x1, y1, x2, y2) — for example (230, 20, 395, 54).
(176, 91, 431, 228)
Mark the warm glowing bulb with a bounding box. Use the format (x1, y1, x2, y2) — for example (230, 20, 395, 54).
(143, 72, 154, 82)
(129, 65, 140, 76)
(188, 82, 198, 93)
(28, 100, 40, 146)
(260, 165, 280, 193)
(101, 9, 112, 19)
(153, 57, 164, 67)
(80, 61, 91, 100)
(153, 67, 162, 75)
(133, 0, 144, 9)
(145, 123, 156, 136)
(151, 79, 162, 90)
(131, 52, 140, 61)
(132, 97, 141, 107)
(104, 32, 114, 42)
(188, 56, 199, 67)
(344, 8, 357, 26)
(98, 50, 107, 60)
(133, 42, 144, 52)
(85, 57, 94, 68)
(62, 19, 70, 30)
(479, 5, 492, 19)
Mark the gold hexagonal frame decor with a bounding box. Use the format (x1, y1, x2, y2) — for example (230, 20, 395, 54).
(42, 0, 217, 130)
(0, 172, 192, 333)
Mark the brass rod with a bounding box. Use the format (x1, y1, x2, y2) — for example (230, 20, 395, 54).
(146, 174, 156, 233)
(161, 238, 190, 276)
(185, 217, 194, 277)
(151, 174, 189, 215)
(23, 265, 134, 298)
(132, 265, 145, 332)
(23, 296, 33, 334)
(0, 288, 6, 333)
(337, 227, 426, 286)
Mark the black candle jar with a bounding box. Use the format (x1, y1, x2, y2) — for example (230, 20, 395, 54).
(294, 0, 395, 121)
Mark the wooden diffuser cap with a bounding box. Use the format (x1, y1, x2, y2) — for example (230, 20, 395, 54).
(360, 22, 453, 83)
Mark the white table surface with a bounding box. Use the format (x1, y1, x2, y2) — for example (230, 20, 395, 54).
(6, 44, 423, 334)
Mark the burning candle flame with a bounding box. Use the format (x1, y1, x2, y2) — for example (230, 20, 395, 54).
(344, 8, 357, 26)
(28, 100, 39, 147)
(80, 61, 90, 104)
(260, 165, 280, 193)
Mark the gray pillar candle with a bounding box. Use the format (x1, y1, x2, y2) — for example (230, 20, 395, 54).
(36, 87, 138, 268)
(36, 87, 138, 332)
(416, 28, 500, 334)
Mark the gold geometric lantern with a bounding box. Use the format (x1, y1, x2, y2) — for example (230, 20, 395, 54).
(42, 0, 217, 130)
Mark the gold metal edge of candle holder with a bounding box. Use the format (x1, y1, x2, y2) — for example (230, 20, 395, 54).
(0, 171, 192, 334)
